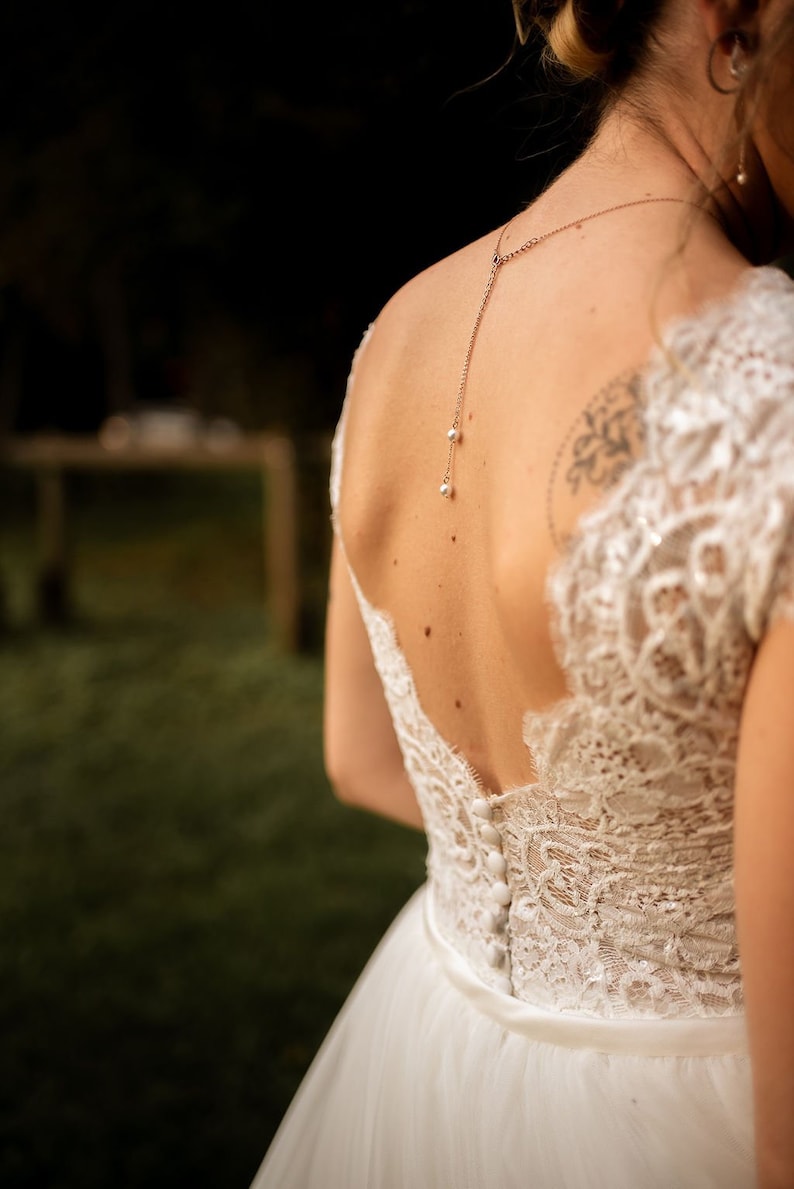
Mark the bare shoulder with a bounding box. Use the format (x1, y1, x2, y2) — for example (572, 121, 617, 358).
(352, 227, 502, 390)
(340, 226, 502, 487)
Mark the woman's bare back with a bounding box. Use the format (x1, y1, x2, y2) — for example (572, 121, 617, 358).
(336, 179, 749, 794)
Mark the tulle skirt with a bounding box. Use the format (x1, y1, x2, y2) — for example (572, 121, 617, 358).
(251, 883, 755, 1189)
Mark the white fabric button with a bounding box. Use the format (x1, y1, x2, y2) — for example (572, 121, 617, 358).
(486, 851, 506, 876)
(471, 798, 492, 821)
(490, 880, 511, 906)
(493, 975, 512, 996)
(485, 943, 504, 968)
(479, 822, 500, 846)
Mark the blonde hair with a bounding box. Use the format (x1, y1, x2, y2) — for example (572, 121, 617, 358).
(546, 0, 612, 79)
(512, 0, 665, 94)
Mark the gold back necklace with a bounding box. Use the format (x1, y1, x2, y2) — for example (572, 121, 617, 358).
(439, 195, 705, 498)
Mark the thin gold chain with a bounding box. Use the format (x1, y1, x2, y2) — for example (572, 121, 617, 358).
(439, 196, 707, 498)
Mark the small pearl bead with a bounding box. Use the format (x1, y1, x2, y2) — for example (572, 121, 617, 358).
(447, 427, 458, 442)
(439, 482, 451, 498)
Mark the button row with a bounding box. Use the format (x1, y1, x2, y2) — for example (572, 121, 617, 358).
(472, 795, 512, 995)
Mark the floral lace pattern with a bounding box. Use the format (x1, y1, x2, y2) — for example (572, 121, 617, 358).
(331, 265, 794, 1018)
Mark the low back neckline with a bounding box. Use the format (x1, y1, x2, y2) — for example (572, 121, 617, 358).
(330, 264, 790, 803)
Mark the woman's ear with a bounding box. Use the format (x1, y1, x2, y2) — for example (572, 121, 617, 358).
(697, 0, 761, 44)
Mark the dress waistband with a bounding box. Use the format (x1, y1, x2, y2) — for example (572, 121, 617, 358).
(422, 891, 749, 1057)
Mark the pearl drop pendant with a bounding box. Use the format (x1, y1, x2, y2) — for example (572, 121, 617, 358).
(447, 427, 459, 442)
(440, 483, 451, 498)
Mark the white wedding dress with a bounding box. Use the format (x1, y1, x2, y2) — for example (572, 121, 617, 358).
(252, 264, 794, 1188)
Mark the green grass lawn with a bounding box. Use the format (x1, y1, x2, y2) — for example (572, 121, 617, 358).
(0, 468, 427, 1189)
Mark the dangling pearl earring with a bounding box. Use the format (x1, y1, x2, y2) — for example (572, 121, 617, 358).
(729, 34, 749, 186)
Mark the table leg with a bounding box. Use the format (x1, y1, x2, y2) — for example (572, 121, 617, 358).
(36, 465, 70, 624)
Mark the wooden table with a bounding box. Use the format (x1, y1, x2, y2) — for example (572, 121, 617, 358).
(1, 432, 311, 651)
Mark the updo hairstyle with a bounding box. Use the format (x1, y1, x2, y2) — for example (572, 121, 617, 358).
(512, 0, 665, 90)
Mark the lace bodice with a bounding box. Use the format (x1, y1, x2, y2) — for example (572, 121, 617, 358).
(330, 265, 794, 1020)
